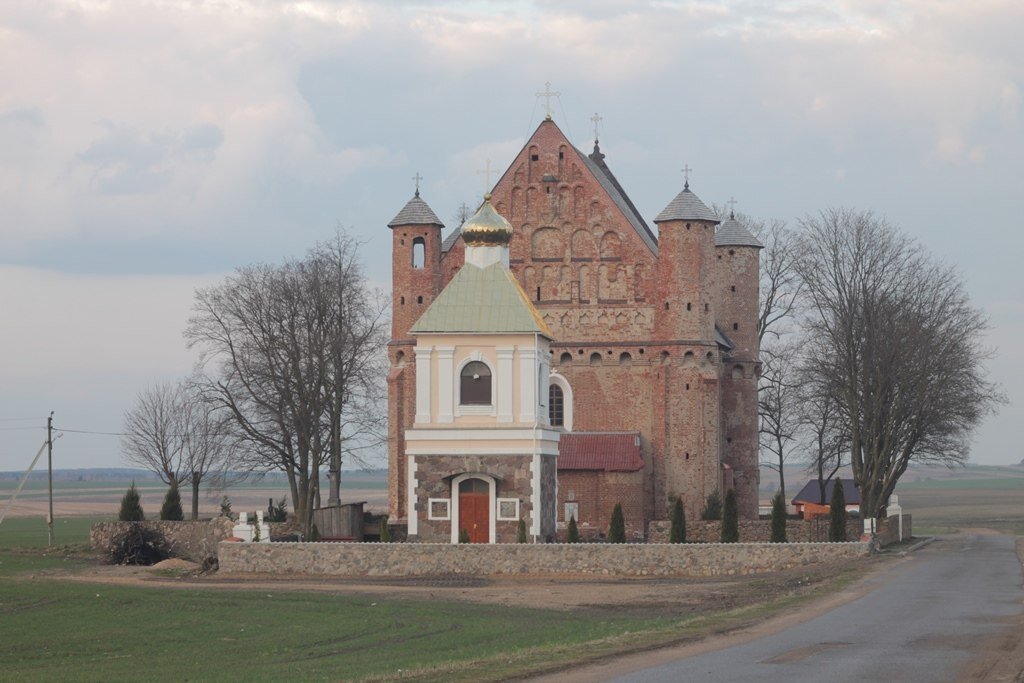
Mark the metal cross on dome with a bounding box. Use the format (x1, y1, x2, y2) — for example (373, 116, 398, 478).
(681, 164, 693, 189)
(591, 112, 603, 142)
(536, 82, 560, 120)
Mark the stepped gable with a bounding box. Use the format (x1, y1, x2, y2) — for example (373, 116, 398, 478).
(716, 213, 764, 248)
(388, 193, 444, 228)
(410, 262, 551, 336)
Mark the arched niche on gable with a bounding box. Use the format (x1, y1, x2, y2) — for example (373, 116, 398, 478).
(531, 227, 564, 260)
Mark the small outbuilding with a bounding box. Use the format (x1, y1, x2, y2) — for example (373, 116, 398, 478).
(791, 478, 861, 518)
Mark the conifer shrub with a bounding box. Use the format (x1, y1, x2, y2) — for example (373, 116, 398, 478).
(829, 479, 848, 542)
(219, 495, 233, 518)
(267, 497, 288, 523)
(308, 523, 321, 542)
(701, 491, 722, 521)
(770, 491, 787, 543)
(160, 481, 184, 521)
(517, 519, 528, 543)
(721, 489, 739, 543)
(379, 516, 391, 542)
(459, 528, 471, 543)
(669, 496, 686, 543)
(118, 482, 145, 521)
(567, 516, 580, 543)
(608, 502, 626, 543)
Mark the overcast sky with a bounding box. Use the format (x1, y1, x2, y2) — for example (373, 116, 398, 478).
(1, 0, 1020, 472)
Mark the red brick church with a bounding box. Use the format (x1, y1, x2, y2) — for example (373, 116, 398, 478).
(387, 116, 762, 541)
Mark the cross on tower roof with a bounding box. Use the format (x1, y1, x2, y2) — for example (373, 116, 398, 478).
(476, 159, 493, 193)
(412, 172, 423, 197)
(591, 112, 603, 142)
(681, 164, 693, 190)
(727, 196, 738, 218)
(536, 81, 560, 120)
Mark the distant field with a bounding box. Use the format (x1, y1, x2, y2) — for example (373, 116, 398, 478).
(894, 476, 1024, 536)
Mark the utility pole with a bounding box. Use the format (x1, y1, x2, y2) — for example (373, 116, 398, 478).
(47, 411, 54, 547)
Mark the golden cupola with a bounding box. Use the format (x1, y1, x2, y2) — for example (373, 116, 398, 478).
(461, 194, 513, 247)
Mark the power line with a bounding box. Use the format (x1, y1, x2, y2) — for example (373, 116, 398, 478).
(0, 417, 43, 422)
(0, 426, 45, 432)
(53, 427, 127, 437)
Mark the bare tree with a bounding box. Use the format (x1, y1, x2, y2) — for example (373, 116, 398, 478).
(796, 208, 1004, 521)
(758, 339, 802, 502)
(179, 381, 231, 520)
(185, 230, 388, 533)
(797, 344, 850, 505)
(122, 382, 186, 486)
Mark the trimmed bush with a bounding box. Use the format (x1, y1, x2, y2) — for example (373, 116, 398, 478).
(701, 491, 722, 521)
(567, 516, 580, 543)
(829, 480, 848, 542)
(669, 496, 686, 543)
(160, 481, 184, 521)
(608, 503, 626, 543)
(721, 489, 739, 543)
(118, 482, 145, 522)
(770, 491, 787, 543)
(379, 516, 391, 542)
(308, 523, 320, 542)
(517, 519, 528, 543)
(459, 528, 471, 544)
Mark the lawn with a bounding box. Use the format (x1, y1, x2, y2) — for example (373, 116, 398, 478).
(0, 517, 687, 682)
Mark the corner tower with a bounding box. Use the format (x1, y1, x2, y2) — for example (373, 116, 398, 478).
(387, 190, 443, 523)
(715, 211, 763, 519)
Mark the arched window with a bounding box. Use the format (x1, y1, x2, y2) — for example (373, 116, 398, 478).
(460, 361, 491, 405)
(412, 237, 425, 269)
(549, 384, 564, 427)
(559, 352, 573, 365)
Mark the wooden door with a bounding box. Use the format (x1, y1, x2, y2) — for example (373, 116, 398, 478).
(458, 478, 489, 543)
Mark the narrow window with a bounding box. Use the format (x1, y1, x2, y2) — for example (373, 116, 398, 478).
(686, 302, 692, 311)
(531, 154, 539, 161)
(460, 361, 492, 405)
(704, 303, 709, 312)
(536, 286, 541, 302)
(417, 295, 423, 304)
(400, 296, 405, 305)
(664, 302, 669, 310)
(549, 384, 564, 427)
(412, 237, 425, 269)
(733, 323, 739, 330)
(730, 285, 736, 292)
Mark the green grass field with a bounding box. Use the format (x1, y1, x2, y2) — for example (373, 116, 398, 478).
(0, 517, 687, 682)
(895, 475, 1024, 536)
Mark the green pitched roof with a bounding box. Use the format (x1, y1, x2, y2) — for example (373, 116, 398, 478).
(410, 263, 552, 336)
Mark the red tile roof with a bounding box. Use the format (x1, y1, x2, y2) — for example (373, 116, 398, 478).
(558, 432, 644, 472)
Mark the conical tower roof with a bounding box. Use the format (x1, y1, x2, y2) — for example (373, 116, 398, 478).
(716, 213, 764, 248)
(654, 184, 719, 224)
(388, 193, 444, 228)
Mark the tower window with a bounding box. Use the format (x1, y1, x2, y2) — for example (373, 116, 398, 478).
(558, 151, 564, 159)
(731, 285, 736, 292)
(400, 296, 405, 305)
(733, 323, 738, 330)
(412, 237, 425, 269)
(704, 303, 709, 312)
(531, 154, 539, 161)
(417, 295, 423, 304)
(549, 384, 564, 427)
(536, 287, 541, 302)
(686, 302, 692, 311)
(460, 361, 492, 405)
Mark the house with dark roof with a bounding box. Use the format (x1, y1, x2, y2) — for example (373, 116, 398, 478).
(791, 478, 861, 518)
(387, 114, 763, 540)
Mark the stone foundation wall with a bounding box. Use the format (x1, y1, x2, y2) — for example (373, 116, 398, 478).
(647, 517, 863, 543)
(91, 518, 234, 564)
(876, 514, 913, 547)
(218, 540, 868, 578)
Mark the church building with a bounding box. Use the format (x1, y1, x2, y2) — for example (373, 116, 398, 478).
(387, 115, 762, 542)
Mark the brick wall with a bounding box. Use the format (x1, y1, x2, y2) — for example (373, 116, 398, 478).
(219, 540, 868, 578)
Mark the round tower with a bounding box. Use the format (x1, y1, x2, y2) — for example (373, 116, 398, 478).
(388, 190, 444, 343)
(653, 181, 720, 342)
(714, 210, 763, 519)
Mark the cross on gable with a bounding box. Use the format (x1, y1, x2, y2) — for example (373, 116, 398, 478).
(476, 159, 493, 193)
(536, 81, 560, 120)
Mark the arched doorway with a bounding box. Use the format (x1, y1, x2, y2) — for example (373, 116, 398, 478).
(458, 478, 490, 543)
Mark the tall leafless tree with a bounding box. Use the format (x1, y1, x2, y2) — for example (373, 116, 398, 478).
(179, 381, 232, 520)
(758, 339, 802, 502)
(122, 382, 187, 487)
(185, 230, 388, 533)
(797, 342, 850, 506)
(796, 208, 1004, 520)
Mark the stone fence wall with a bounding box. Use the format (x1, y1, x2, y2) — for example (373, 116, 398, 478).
(219, 540, 869, 578)
(91, 519, 235, 564)
(647, 518, 864, 544)
(876, 515, 913, 546)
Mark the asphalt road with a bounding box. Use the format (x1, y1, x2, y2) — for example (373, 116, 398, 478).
(615, 533, 1023, 683)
